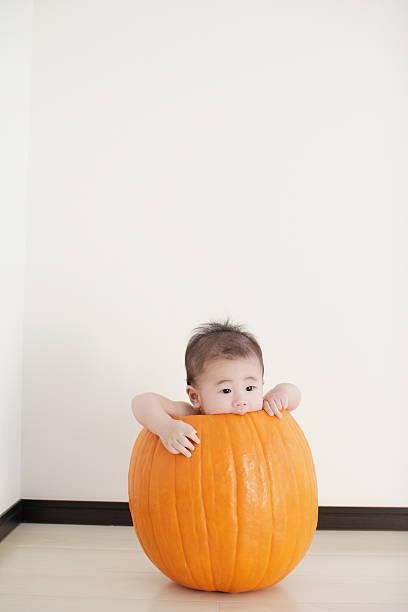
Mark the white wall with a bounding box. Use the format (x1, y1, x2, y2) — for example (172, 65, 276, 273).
(19, 1, 408, 506)
(0, 0, 33, 516)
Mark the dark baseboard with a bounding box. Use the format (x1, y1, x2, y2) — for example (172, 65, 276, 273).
(1, 500, 407, 544)
(0, 500, 23, 543)
(22, 499, 133, 526)
(316, 506, 408, 530)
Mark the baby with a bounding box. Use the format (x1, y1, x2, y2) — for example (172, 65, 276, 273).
(131, 319, 301, 458)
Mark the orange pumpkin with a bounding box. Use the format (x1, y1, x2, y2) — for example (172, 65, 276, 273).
(128, 410, 318, 593)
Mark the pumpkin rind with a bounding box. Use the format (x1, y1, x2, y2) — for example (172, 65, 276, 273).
(128, 410, 318, 593)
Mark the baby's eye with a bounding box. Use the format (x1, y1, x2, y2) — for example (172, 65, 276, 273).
(221, 386, 256, 394)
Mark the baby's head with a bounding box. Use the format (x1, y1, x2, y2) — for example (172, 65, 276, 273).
(185, 318, 264, 416)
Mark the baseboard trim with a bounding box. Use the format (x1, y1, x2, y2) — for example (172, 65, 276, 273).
(22, 499, 133, 526)
(316, 506, 408, 530)
(1, 500, 407, 543)
(0, 500, 23, 543)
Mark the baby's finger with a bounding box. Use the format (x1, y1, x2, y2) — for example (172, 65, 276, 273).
(186, 428, 200, 444)
(270, 398, 283, 419)
(263, 399, 274, 416)
(167, 444, 179, 455)
(173, 441, 192, 457)
(180, 436, 195, 452)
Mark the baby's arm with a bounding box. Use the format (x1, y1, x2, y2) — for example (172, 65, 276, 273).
(131, 393, 199, 457)
(131, 392, 195, 433)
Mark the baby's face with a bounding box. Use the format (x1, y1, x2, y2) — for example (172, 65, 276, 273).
(186, 356, 264, 415)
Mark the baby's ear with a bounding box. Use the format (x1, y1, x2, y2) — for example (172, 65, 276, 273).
(186, 385, 199, 405)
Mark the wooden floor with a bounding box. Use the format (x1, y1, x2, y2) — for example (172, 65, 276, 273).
(0, 524, 407, 611)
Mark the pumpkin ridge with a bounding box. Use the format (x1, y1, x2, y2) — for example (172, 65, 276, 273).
(131, 432, 172, 578)
(291, 415, 319, 509)
(149, 435, 178, 580)
(128, 436, 139, 538)
(248, 412, 275, 590)
(131, 432, 151, 553)
(271, 414, 302, 584)
(130, 432, 148, 530)
(194, 417, 216, 589)
(282, 413, 313, 566)
(285, 414, 318, 548)
(128, 435, 138, 524)
(224, 416, 239, 592)
(257, 414, 290, 587)
(173, 441, 198, 588)
(199, 416, 216, 590)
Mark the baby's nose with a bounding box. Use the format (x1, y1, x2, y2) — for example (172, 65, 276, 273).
(233, 401, 247, 410)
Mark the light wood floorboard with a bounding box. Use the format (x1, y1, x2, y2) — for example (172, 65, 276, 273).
(0, 524, 407, 611)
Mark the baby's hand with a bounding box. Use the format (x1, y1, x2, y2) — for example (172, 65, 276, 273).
(159, 419, 200, 458)
(262, 391, 289, 419)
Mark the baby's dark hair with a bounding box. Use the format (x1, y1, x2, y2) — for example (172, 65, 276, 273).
(185, 317, 264, 387)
